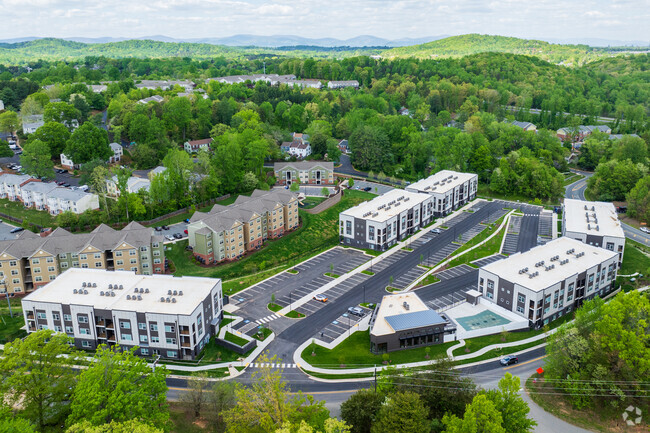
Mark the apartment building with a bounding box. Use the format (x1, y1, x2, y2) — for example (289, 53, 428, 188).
(106, 176, 151, 197)
(0, 222, 164, 295)
(339, 189, 433, 251)
(406, 170, 478, 216)
(22, 114, 44, 134)
(557, 125, 612, 142)
(61, 143, 122, 170)
(188, 189, 299, 264)
(184, 138, 213, 154)
(477, 237, 618, 327)
(274, 161, 334, 186)
(327, 80, 359, 89)
(562, 199, 625, 267)
(22, 268, 223, 360)
(0, 174, 100, 215)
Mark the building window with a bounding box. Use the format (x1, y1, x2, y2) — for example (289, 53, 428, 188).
(37, 312, 47, 319)
(80, 254, 87, 260)
(64, 314, 72, 322)
(516, 306, 524, 313)
(165, 325, 175, 333)
(150, 323, 158, 331)
(130, 258, 137, 264)
(94, 253, 101, 259)
(35, 276, 43, 282)
(345, 220, 352, 235)
(138, 322, 146, 330)
(82, 341, 90, 348)
(166, 351, 177, 358)
(115, 251, 122, 257)
(65, 326, 73, 334)
(120, 321, 130, 329)
(46, 257, 54, 263)
(368, 226, 375, 241)
(517, 294, 525, 303)
(53, 313, 60, 321)
(151, 336, 160, 343)
(81, 263, 89, 269)
(78, 315, 88, 324)
(487, 280, 494, 290)
(79, 328, 90, 335)
(48, 266, 55, 272)
(140, 335, 148, 343)
(129, 250, 136, 256)
(33, 258, 40, 264)
(61, 262, 68, 269)
(32, 268, 40, 274)
(141, 348, 149, 355)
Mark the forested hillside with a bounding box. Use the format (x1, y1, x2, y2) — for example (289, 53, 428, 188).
(382, 34, 609, 65)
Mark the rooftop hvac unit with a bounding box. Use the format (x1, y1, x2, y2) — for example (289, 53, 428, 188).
(73, 289, 78, 294)
(108, 284, 113, 289)
(145, 288, 149, 293)
(172, 298, 176, 303)
(119, 284, 123, 290)
(82, 282, 87, 287)
(167, 290, 172, 295)
(131, 296, 137, 301)
(591, 206, 595, 211)
(100, 291, 104, 296)
(160, 297, 165, 302)
(166, 297, 171, 303)
(403, 301, 410, 310)
(178, 290, 183, 296)
(127, 295, 131, 300)
(596, 225, 599, 231)
(134, 287, 139, 293)
(92, 283, 97, 287)
(584, 205, 588, 210)
(588, 224, 591, 230)
(139, 288, 144, 294)
(137, 295, 142, 301)
(529, 273, 535, 279)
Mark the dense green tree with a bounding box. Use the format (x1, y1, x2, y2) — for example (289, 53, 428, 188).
(0, 110, 19, 133)
(442, 394, 505, 433)
(340, 389, 384, 433)
(586, 159, 647, 201)
(43, 101, 80, 128)
(349, 125, 391, 172)
(64, 122, 112, 164)
(626, 175, 650, 223)
(31, 122, 71, 156)
(66, 420, 163, 433)
(371, 392, 430, 433)
(20, 139, 54, 179)
(485, 374, 536, 433)
(0, 331, 80, 431)
(163, 97, 192, 140)
(0, 139, 13, 157)
(67, 345, 169, 430)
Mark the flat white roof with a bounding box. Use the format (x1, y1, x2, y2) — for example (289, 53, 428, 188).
(371, 292, 431, 336)
(407, 170, 476, 195)
(563, 199, 625, 239)
(341, 189, 429, 223)
(480, 237, 618, 292)
(23, 268, 220, 316)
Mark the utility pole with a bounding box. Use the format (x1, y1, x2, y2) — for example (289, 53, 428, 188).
(263, 61, 266, 75)
(374, 365, 377, 392)
(1, 280, 12, 318)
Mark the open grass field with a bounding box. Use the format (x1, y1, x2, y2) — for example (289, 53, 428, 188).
(620, 239, 650, 276)
(0, 314, 27, 344)
(446, 223, 507, 268)
(302, 330, 454, 368)
(0, 198, 55, 226)
(165, 190, 375, 287)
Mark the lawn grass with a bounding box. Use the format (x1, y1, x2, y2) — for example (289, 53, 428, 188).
(451, 213, 506, 256)
(165, 190, 375, 284)
(162, 337, 249, 365)
(143, 195, 240, 228)
(525, 374, 649, 432)
(222, 266, 288, 295)
(285, 310, 305, 319)
(361, 270, 375, 276)
(562, 173, 585, 186)
(166, 367, 231, 379)
(455, 340, 545, 365)
(417, 274, 440, 287)
(0, 314, 27, 344)
(286, 269, 298, 274)
(446, 223, 507, 268)
(0, 198, 55, 226)
(253, 327, 273, 341)
(324, 272, 340, 278)
(477, 184, 560, 206)
(267, 303, 282, 312)
(303, 330, 455, 368)
(620, 239, 650, 276)
(224, 331, 249, 347)
(299, 196, 327, 209)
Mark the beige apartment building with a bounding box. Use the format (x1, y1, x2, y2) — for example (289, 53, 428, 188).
(188, 189, 299, 264)
(0, 222, 164, 295)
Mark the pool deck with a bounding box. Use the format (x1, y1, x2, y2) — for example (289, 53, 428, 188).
(443, 301, 529, 340)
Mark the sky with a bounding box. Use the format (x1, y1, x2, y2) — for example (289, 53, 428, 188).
(0, 0, 649, 42)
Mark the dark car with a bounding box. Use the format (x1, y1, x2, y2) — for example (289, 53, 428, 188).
(500, 355, 519, 366)
(10, 227, 24, 234)
(363, 186, 372, 192)
(173, 233, 182, 239)
(155, 226, 162, 231)
(184, 218, 190, 223)
(63, 183, 71, 188)
(162, 225, 170, 230)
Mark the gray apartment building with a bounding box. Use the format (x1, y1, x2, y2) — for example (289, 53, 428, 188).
(562, 199, 625, 267)
(22, 268, 223, 360)
(477, 237, 618, 328)
(339, 189, 433, 251)
(406, 170, 478, 216)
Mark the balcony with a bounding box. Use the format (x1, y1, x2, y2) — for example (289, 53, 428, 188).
(26, 311, 34, 319)
(180, 328, 189, 335)
(107, 333, 116, 342)
(181, 341, 191, 348)
(96, 319, 105, 327)
(97, 331, 107, 339)
(28, 324, 36, 332)
(105, 321, 114, 330)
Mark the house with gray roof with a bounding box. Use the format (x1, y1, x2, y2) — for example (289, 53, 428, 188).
(0, 173, 35, 200)
(510, 120, 537, 132)
(20, 181, 57, 210)
(137, 95, 164, 105)
(46, 187, 99, 215)
(22, 114, 44, 134)
(274, 161, 334, 186)
(327, 80, 359, 89)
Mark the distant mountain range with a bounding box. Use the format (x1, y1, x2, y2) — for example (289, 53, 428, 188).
(0, 34, 647, 48)
(0, 34, 449, 48)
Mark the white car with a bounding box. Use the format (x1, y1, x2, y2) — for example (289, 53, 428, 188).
(165, 235, 175, 241)
(640, 227, 650, 234)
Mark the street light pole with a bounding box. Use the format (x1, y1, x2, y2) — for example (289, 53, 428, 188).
(1, 280, 12, 318)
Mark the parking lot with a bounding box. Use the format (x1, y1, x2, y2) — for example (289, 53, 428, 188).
(472, 254, 506, 267)
(313, 306, 373, 344)
(436, 264, 476, 280)
(0, 221, 22, 241)
(347, 180, 394, 196)
(293, 273, 371, 317)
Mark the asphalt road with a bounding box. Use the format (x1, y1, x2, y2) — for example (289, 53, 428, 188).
(517, 206, 541, 253)
(278, 201, 504, 344)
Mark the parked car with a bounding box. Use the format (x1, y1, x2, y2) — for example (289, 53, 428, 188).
(313, 294, 328, 303)
(155, 227, 162, 231)
(640, 227, 650, 234)
(363, 186, 372, 192)
(162, 225, 170, 230)
(164, 235, 175, 241)
(184, 229, 188, 234)
(173, 233, 182, 239)
(10, 227, 24, 234)
(347, 306, 364, 316)
(500, 355, 519, 366)
(56, 181, 65, 185)
(431, 228, 442, 234)
(184, 218, 190, 223)
(62, 183, 71, 188)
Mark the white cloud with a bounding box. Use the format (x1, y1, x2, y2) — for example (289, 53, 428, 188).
(254, 4, 294, 15)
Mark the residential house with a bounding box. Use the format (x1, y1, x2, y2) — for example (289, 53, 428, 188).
(327, 80, 359, 89)
(477, 237, 618, 327)
(22, 114, 44, 134)
(370, 292, 453, 353)
(0, 100, 4, 111)
(135, 80, 194, 91)
(148, 166, 167, 180)
(88, 85, 107, 93)
(274, 161, 334, 185)
(281, 132, 312, 158)
(109, 142, 123, 163)
(608, 133, 640, 140)
(0, 173, 34, 200)
(184, 138, 213, 154)
(60, 154, 78, 171)
(562, 199, 625, 267)
(188, 190, 299, 264)
(0, 222, 165, 294)
(106, 176, 151, 198)
(21, 268, 223, 359)
(20, 182, 57, 210)
(510, 120, 537, 132)
(337, 139, 349, 153)
(46, 187, 100, 215)
(557, 125, 611, 142)
(206, 74, 296, 85)
(138, 95, 164, 105)
(339, 189, 434, 251)
(406, 170, 478, 216)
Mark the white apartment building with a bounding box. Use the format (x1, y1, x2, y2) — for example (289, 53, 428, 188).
(46, 187, 100, 215)
(22, 268, 223, 360)
(339, 189, 433, 251)
(109, 143, 123, 163)
(477, 237, 618, 327)
(562, 199, 625, 267)
(60, 153, 78, 170)
(0, 173, 33, 200)
(106, 176, 151, 197)
(20, 181, 57, 210)
(406, 170, 478, 216)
